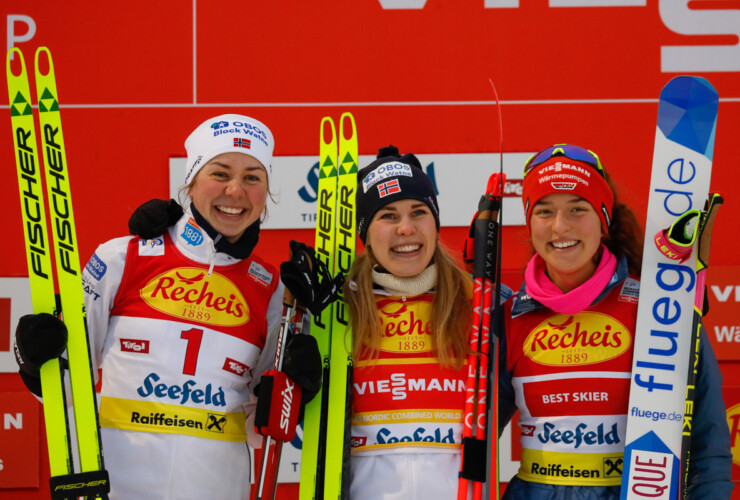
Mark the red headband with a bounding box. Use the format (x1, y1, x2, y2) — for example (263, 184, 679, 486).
(522, 157, 614, 231)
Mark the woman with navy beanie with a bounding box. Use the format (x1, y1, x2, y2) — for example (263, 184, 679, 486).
(345, 145, 480, 499)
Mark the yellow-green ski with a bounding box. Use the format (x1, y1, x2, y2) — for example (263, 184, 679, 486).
(300, 117, 339, 500)
(324, 112, 357, 500)
(7, 46, 73, 484)
(7, 46, 109, 500)
(300, 113, 358, 499)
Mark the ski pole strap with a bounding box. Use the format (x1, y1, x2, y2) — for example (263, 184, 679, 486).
(310, 261, 344, 316)
(49, 469, 110, 500)
(469, 192, 502, 277)
(474, 201, 501, 279)
(461, 181, 504, 275)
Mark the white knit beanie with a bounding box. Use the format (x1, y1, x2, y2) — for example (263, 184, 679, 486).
(184, 114, 274, 186)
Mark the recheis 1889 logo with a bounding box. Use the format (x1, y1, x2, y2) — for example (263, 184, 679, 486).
(524, 312, 631, 367)
(140, 267, 249, 326)
(376, 296, 433, 354)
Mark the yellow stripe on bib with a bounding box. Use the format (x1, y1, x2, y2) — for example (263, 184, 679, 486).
(100, 396, 246, 441)
(519, 448, 624, 486)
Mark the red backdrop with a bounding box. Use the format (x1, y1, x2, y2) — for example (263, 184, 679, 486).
(1, 1, 739, 497)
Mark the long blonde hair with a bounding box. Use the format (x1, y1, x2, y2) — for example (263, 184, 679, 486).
(345, 242, 472, 369)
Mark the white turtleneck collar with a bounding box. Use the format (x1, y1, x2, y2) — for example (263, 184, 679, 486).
(371, 264, 437, 298)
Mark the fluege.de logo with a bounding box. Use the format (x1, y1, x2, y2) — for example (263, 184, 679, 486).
(629, 405, 682, 423)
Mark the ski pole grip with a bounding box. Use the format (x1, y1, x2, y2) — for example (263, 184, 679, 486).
(255, 370, 302, 442)
(460, 436, 487, 482)
(281, 241, 315, 309)
(49, 469, 110, 499)
(283, 246, 297, 308)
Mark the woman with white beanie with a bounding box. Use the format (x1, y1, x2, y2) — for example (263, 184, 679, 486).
(14, 114, 321, 499)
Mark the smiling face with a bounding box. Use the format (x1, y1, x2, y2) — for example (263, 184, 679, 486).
(188, 152, 268, 243)
(365, 199, 438, 278)
(529, 192, 603, 292)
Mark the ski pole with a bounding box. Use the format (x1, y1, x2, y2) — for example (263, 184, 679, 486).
(459, 78, 506, 500)
(458, 173, 504, 500)
(678, 194, 723, 499)
(473, 173, 505, 500)
(650, 193, 723, 499)
(255, 286, 306, 500)
(483, 79, 506, 500)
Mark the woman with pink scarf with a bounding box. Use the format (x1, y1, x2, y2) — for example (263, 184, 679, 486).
(498, 144, 732, 500)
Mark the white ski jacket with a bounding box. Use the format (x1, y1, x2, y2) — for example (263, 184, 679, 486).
(81, 211, 284, 499)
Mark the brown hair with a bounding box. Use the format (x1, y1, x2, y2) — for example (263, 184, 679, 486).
(345, 242, 472, 369)
(603, 173, 644, 276)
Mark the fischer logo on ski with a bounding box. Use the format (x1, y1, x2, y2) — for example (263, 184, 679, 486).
(7, 46, 109, 499)
(299, 113, 357, 500)
(299, 116, 339, 500)
(324, 113, 357, 500)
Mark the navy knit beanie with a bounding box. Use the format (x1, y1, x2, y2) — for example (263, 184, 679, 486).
(356, 145, 440, 243)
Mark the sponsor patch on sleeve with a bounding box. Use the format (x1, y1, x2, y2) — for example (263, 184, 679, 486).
(248, 261, 273, 286)
(223, 358, 250, 377)
(85, 253, 108, 280)
(82, 275, 101, 301)
(500, 285, 514, 302)
(138, 237, 165, 256)
(619, 278, 640, 304)
(181, 218, 204, 246)
(120, 338, 150, 353)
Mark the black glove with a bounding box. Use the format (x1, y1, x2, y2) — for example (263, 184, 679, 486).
(128, 198, 183, 239)
(15, 313, 68, 397)
(280, 240, 344, 316)
(282, 334, 322, 406)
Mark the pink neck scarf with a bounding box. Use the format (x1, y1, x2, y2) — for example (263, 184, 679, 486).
(524, 245, 617, 314)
